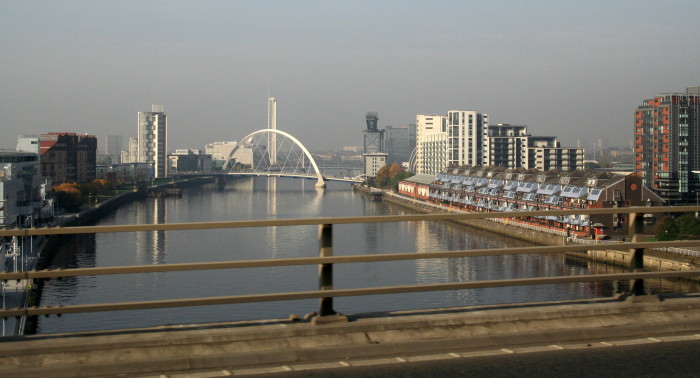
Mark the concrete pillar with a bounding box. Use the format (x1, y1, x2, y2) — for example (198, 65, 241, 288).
(629, 212, 645, 296)
(318, 224, 335, 316)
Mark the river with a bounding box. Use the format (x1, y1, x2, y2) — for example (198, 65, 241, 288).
(34, 176, 695, 334)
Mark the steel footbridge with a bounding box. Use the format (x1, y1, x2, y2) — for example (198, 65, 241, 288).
(221, 129, 363, 187)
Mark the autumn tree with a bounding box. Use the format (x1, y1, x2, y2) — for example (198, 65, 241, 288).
(374, 164, 393, 188)
(52, 183, 83, 212)
(374, 163, 413, 190)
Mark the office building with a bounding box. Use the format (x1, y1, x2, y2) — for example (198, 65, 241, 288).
(96, 162, 154, 184)
(103, 135, 123, 164)
(384, 124, 416, 165)
(137, 105, 168, 178)
(634, 86, 700, 204)
(168, 149, 212, 173)
(205, 141, 238, 171)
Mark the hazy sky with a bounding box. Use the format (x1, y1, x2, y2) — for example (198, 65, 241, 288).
(2, 1, 699, 153)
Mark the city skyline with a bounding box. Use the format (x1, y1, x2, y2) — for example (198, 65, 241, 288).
(2, 1, 699, 153)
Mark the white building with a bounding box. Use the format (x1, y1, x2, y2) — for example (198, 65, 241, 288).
(416, 111, 487, 175)
(447, 110, 488, 167)
(137, 105, 167, 178)
(417, 114, 582, 174)
(364, 152, 387, 177)
(416, 114, 447, 175)
(16, 136, 40, 154)
(205, 141, 238, 170)
(0, 151, 45, 228)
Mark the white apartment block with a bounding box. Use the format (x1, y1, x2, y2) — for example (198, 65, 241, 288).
(417, 114, 582, 174)
(416, 111, 487, 175)
(137, 105, 167, 178)
(416, 115, 446, 175)
(447, 110, 488, 167)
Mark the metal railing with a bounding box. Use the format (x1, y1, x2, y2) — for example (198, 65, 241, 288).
(1, 206, 700, 321)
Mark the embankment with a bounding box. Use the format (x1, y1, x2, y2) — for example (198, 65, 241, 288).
(355, 185, 698, 274)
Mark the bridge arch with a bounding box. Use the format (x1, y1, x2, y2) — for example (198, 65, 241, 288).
(222, 129, 326, 188)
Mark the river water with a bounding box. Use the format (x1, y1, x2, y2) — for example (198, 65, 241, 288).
(35, 176, 695, 334)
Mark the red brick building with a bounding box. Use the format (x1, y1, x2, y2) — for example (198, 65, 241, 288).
(39, 132, 97, 184)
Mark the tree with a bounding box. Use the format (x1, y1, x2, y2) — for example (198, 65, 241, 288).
(52, 183, 83, 212)
(675, 214, 700, 238)
(373, 163, 413, 190)
(655, 214, 700, 241)
(374, 165, 393, 188)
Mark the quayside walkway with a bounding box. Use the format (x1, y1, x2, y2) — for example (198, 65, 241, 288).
(1, 295, 700, 377)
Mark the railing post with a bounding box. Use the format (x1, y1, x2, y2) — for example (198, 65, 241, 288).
(629, 212, 645, 296)
(318, 223, 336, 316)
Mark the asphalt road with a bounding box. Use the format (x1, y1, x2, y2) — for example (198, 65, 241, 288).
(248, 338, 700, 378)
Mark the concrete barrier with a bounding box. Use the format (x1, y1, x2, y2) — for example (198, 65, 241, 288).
(1, 296, 699, 377)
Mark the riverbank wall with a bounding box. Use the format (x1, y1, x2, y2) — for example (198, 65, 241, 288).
(360, 185, 565, 246)
(355, 185, 697, 274)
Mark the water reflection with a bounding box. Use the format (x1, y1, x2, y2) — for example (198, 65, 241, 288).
(134, 197, 167, 265)
(35, 176, 700, 334)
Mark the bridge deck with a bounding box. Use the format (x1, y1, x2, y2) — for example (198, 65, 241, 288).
(2, 295, 700, 377)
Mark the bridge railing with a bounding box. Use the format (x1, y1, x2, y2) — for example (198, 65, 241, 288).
(1, 206, 700, 321)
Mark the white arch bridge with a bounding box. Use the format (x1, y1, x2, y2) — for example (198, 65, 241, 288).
(222, 129, 362, 187)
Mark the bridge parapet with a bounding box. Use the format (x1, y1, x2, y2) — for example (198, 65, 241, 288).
(2, 296, 700, 376)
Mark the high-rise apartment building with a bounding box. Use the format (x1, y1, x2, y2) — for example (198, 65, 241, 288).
(415, 114, 447, 175)
(446, 110, 488, 167)
(525, 136, 584, 172)
(38, 132, 97, 184)
(415, 111, 486, 175)
(482, 124, 528, 168)
(634, 86, 700, 204)
(483, 124, 583, 171)
(416, 113, 582, 175)
(137, 105, 167, 178)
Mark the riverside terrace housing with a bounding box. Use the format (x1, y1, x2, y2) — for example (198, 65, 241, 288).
(398, 166, 664, 239)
